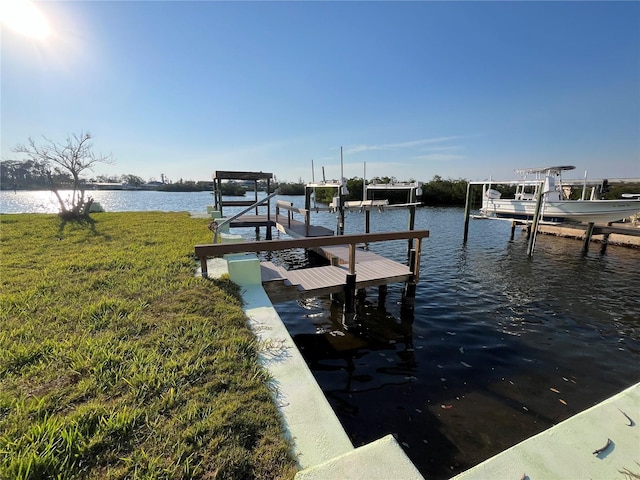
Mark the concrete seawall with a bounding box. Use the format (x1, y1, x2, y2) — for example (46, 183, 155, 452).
(538, 222, 640, 248)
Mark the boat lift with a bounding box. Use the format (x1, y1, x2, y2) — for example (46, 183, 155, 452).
(463, 168, 640, 256)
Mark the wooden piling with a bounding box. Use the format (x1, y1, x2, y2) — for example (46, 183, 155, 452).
(526, 181, 544, 257)
(344, 273, 357, 314)
(378, 284, 388, 309)
(402, 282, 416, 311)
(463, 182, 472, 243)
(600, 233, 610, 254)
(582, 222, 595, 255)
(407, 187, 417, 255)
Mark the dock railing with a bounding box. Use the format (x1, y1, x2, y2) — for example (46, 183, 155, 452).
(275, 200, 311, 236)
(212, 190, 280, 243)
(195, 229, 430, 281)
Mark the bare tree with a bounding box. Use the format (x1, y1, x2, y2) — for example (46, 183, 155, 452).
(13, 132, 114, 219)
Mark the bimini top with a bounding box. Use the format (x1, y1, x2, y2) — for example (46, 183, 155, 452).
(515, 166, 576, 175)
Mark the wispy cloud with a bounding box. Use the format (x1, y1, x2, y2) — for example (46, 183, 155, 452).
(412, 153, 466, 162)
(344, 136, 463, 155)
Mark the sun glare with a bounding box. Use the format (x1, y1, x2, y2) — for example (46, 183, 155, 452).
(1, 0, 51, 39)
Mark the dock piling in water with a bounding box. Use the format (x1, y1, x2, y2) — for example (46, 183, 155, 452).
(526, 180, 545, 256)
(463, 182, 473, 243)
(582, 222, 596, 255)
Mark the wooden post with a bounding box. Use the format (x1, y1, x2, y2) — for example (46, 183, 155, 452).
(378, 284, 387, 309)
(402, 283, 416, 308)
(337, 200, 345, 236)
(365, 210, 370, 234)
(344, 273, 356, 314)
(338, 147, 346, 236)
(402, 245, 418, 310)
(304, 186, 311, 211)
(357, 288, 367, 303)
(600, 232, 610, 254)
(254, 180, 260, 238)
(348, 243, 356, 275)
(408, 187, 416, 255)
(510, 221, 517, 241)
(410, 238, 422, 282)
(266, 178, 272, 240)
(526, 181, 544, 257)
(463, 182, 472, 243)
(582, 222, 595, 255)
(200, 257, 208, 278)
(408, 248, 416, 274)
(215, 178, 222, 214)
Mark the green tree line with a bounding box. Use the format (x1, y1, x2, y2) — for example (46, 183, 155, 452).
(4, 159, 638, 205)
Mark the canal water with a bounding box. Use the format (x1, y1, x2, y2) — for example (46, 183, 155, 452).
(3, 190, 640, 479)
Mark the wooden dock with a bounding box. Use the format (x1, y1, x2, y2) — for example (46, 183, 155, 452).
(195, 230, 429, 306)
(223, 213, 332, 236)
(260, 246, 414, 303)
(203, 196, 429, 306)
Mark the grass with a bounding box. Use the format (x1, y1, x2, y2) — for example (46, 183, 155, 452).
(0, 212, 297, 480)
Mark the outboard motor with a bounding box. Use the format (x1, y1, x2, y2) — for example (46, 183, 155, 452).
(600, 179, 610, 197)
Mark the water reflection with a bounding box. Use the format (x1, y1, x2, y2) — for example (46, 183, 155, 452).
(287, 290, 418, 398)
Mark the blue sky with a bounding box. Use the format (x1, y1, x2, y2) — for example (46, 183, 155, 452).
(2, 1, 639, 183)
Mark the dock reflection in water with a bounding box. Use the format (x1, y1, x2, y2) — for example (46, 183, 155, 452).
(273, 206, 640, 480)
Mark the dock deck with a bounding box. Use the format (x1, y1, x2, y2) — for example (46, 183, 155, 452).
(260, 246, 413, 303)
(202, 200, 428, 304)
(275, 214, 334, 238)
(225, 213, 333, 237)
(196, 230, 429, 305)
(227, 214, 276, 229)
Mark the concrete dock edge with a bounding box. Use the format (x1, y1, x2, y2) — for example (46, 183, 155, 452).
(451, 382, 640, 480)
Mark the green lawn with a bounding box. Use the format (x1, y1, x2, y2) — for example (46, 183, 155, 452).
(0, 212, 296, 479)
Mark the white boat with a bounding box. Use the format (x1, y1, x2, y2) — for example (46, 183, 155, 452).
(478, 166, 640, 224)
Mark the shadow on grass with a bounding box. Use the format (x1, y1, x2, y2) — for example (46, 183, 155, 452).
(56, 214, 110, 239)
(207, 275, 242, 298)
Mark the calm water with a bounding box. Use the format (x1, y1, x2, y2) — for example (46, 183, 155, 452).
(3, 190, 640, 479)
(0, 189, 215, 214)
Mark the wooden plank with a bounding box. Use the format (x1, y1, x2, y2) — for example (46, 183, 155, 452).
(260, 258, 411, 296)
(222, 200, 259, 207)
(279, 223, 334, 238)
(275, 214, 334, 238)
(351, 259, 411, 283)
(319, 245, 381, 264)
(260, 261, 287, 282)
(230, 214, 276, 228)
(214, 171, 273, 180)
(196, 230, 429, 257)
